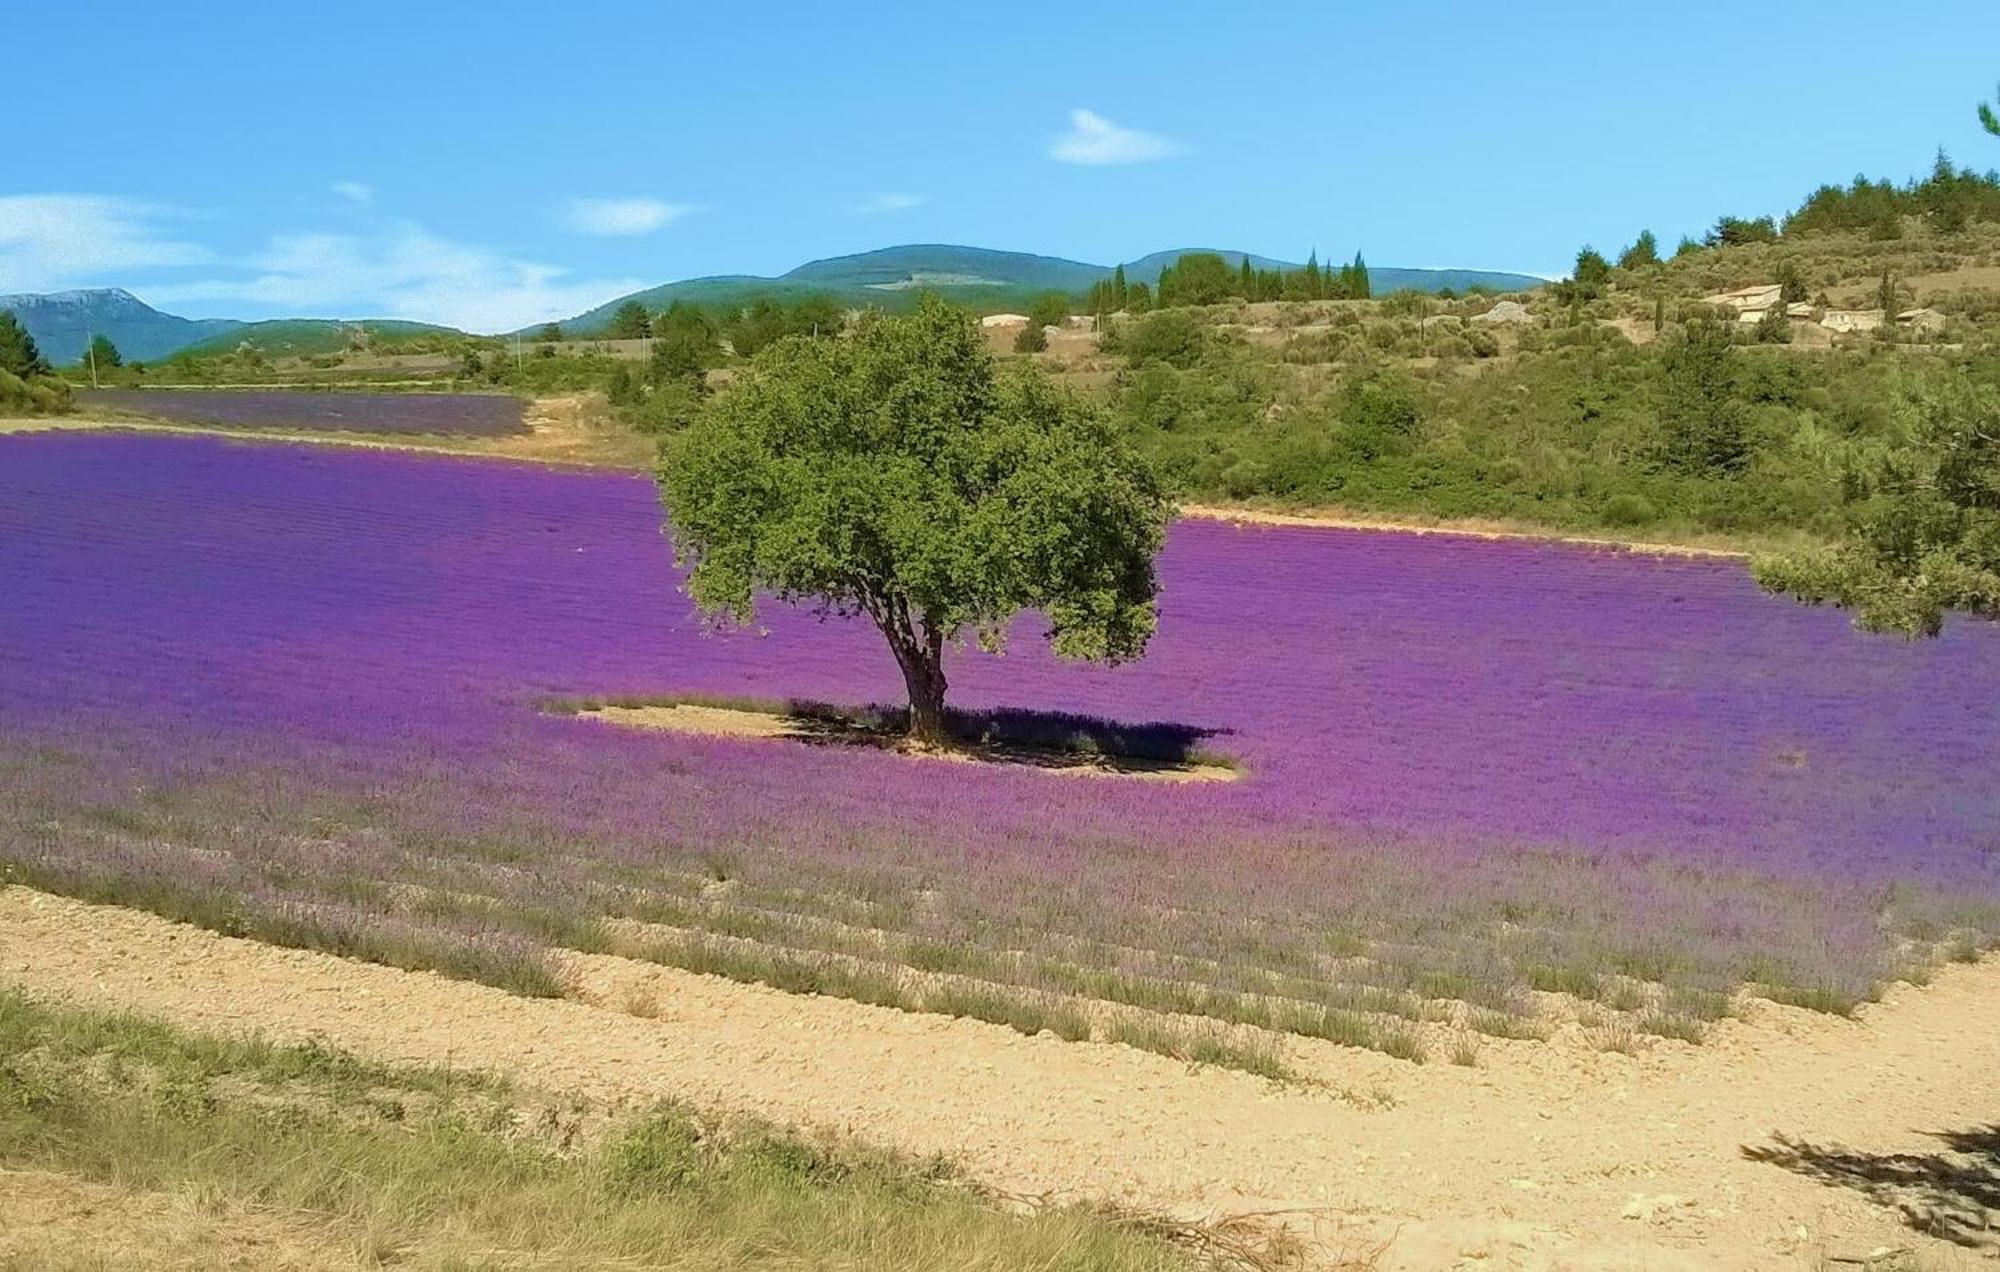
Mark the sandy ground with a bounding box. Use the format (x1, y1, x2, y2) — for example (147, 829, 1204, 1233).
(581, 703, 1238, 782)
(3, 888, 1994, 1270)
(1176, 504, 1757, 559)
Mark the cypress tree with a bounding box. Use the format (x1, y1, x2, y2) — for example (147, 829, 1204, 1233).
(1238, 256, 1254, 299)
(1112, 263, 1127, 309)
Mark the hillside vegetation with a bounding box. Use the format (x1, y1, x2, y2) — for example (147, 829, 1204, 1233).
(58, 150, 2000, 554)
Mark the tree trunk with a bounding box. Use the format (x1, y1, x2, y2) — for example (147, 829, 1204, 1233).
(897, 642, 950, 747)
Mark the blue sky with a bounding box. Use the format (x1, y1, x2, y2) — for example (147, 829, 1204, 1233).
(7, 1, 2000, 331)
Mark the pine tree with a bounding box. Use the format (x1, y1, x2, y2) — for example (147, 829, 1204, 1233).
(1303, 251, 1321, 301)
(1111, 263, 1127, 309)
(0, 312, 48, 378)
(1351, 252, 1371, 299)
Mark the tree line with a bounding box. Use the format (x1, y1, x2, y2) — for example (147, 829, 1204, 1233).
(1084, 251, 1371, 314)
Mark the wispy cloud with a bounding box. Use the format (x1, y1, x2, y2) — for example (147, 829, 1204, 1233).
(144, 221, 644, 333)
(331, 181, 374, 206)
(0, 195, 213, 293)
(1048, 109, 1183, 166)
(852, 192, 926, 215)
(561, 197, 691, 236)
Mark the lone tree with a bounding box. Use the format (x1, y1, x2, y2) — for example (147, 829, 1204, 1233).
(1755, 382, 1999, 637)
(86, 334, 122, 369)
(658, 295, 1168, 745)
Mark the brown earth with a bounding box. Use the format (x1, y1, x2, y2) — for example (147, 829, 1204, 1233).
(580, 702, 1238, 782)
(3, 887, 1995, 1270)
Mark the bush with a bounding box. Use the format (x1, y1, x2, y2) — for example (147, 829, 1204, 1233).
(1108, 311, 1204, 368)
(1013, 322, 1047, 354)
(1601, 493, 1657, 527)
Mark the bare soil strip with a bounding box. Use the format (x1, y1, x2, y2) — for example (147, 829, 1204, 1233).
(1179, 503, 1756, 559)
(4, 888, 1995, 1269)
(580, 702, 1239, 782)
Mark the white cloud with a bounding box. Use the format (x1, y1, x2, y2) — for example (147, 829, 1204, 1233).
(0, 195, 213, 293)
(143, 221, 645, 333)
(561, 197, 690, 236)
(1048, 109, 1183, 166)
(852, 192, 926, 215)
(331, 181, 374, 206)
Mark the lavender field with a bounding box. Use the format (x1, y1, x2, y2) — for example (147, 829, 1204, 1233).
(4, 432, 1997, 1060)
(77, 389, 529, 437)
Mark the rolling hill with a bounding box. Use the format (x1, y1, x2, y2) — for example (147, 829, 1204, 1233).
(0, 289, 241, 365)
(171, 318, 462, 359)
(547, 244, 1547, 334)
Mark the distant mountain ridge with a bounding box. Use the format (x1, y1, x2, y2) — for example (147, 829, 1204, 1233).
(0, 289, 241, 365)
(545, 244, 1547, 334)
(2, 246, 1547, 359)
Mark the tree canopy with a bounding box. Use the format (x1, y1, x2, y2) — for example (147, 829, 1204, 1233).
(0, 313, 48, 379)
(85, 334, 122, 369)
(605, 301, 652, 340)
(658, 295, 1169, 743)
(1755, 383, 2000, 637)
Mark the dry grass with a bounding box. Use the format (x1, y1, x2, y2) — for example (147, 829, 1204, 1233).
(0, 987, 1218, 1271)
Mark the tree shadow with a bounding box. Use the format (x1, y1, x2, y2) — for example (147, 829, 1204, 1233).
(549, 692, 1239, 778)
(781, 701, 1237, 772)
(1742, 1126, 2000, 1248)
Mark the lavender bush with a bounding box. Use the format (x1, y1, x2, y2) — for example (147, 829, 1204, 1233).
(77, 389, 528, 437)
(3, 433, 1996, 1056)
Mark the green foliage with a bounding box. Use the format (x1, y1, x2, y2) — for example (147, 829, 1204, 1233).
(1572, 246, 1613, 298)
(84, 334, 122, 369)
(1155, 252, 1236, 307)
(1618, 230, 1660, 270)
(1655, 317, 1749, 475)
(1756, 381, 2000, 636)
(1708, 215, 1780, 247)
(1108, 310, 1205, 368)
(1012, 320, 1047, 354)
(0, 367, 73, 415)
(1984, 83, 2000, 137)
(1776, 261, 1808, 304)
(659, 295, 1169, 741)
(1025, 291, 1070, 330)
(0, 312, 49, 378)
(723, 295, 844, 357)
(536, 323, 563, 344)
(1785, 152, 2000, 238)
(650, 303, 717, 388)
(605, 300, 653, 340)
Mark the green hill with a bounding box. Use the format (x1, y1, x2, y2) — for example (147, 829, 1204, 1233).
(173, 318, 463, 359)
(547, 244, 1546, 334)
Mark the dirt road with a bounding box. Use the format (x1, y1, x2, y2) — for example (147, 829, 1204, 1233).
(3, 887, 1994, 1269)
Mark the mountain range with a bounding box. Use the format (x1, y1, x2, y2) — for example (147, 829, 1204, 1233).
(1, 246, 1546, 362)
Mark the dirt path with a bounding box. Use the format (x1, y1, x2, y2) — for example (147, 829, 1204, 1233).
(3, 889, 1994, 1268)
(1178, 504, 1757, 560)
